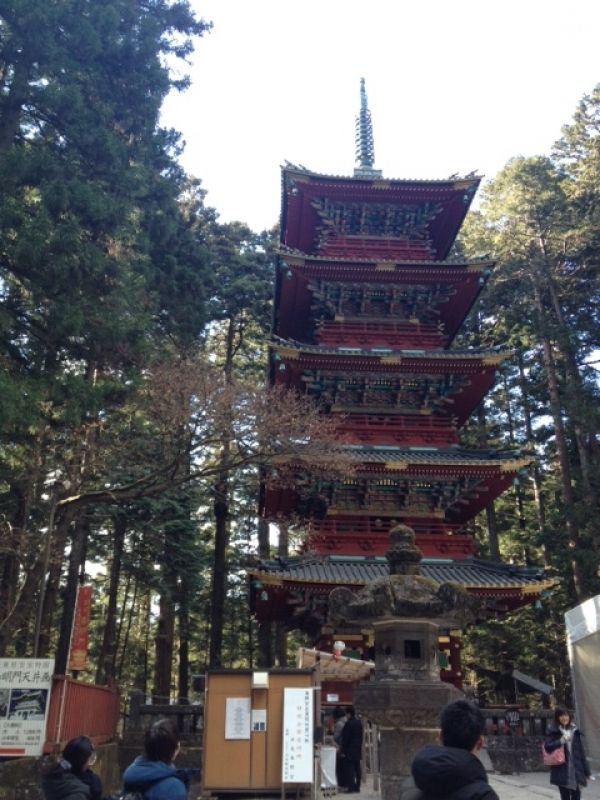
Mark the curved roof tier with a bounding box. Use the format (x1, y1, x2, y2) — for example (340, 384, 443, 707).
(280, 165, 481, 261)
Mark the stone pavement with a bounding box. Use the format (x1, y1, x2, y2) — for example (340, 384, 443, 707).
(351, 770, 600, 800)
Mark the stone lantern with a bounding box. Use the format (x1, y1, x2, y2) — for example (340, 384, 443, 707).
(328, 525, 482, 800)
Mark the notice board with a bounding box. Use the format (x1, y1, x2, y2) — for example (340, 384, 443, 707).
(281, 687, 314, 783)
(0, 658, 54, 756)
(202, 669, 315, 793)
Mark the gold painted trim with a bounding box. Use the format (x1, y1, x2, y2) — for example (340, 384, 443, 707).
(453, 180, 477, 190)
(274, 346, 301, 360)
(285, 256, 305, 267)
(380, 356, 402, 365)
(384, 461, 409, 471)
(499, 457, 535, 472)
(482, 353, 509, 365)
(375, 262, 396, 271)
(287, 172, 310, 183)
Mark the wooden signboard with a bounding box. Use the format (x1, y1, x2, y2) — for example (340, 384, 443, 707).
(202, 669, 315, 793)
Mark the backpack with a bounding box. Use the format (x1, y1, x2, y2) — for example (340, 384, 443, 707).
(109, 775, 170, 800)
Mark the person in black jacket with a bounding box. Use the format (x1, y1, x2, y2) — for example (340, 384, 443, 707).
(400, 699, 498, 800)
(340, 705, 363, 793)
(42, 736, 102, 800)
(544, 707, 592, 800)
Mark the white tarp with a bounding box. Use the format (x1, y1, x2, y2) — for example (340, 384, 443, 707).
(320, 745, 337, 788)
(565, 595, 600, 770)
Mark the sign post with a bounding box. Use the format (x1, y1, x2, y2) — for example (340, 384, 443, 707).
(68, 585, 93, 674)
(0, 658, 54, 756)
(282, 687, 314, 797)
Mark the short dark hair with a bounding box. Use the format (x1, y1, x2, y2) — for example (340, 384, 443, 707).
(345, 705, 356, 718)
(440, 700, 485, 751)
(144, 718, 179, 763)
(333, 705, 346, 720)
(554, 707, 572, 726)
(62, 736, 94, 773)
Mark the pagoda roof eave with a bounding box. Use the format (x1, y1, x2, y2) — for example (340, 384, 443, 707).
(248, 554, 556, 595)
(279, 165, 481, 260)
(281, 163, 482, 189)
(271, 446, 534, 471)
(277, 246, 495, 272)
(271, 337, 512, 365)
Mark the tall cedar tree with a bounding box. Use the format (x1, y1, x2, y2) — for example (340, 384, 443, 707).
(0, 1, 211, 667)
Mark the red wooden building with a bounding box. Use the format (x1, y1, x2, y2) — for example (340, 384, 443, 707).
(249, 81, 553, 690)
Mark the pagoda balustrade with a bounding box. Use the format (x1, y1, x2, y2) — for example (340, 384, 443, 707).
(318, 235, 435, 261)
(306, 516, 474, 540)
(333, 413, 459, 446)
(315, 320, 447, 349)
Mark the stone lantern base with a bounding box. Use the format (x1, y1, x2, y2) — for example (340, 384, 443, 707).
(355, 679, 463, 800)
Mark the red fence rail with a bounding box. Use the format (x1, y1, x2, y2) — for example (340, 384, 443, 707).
(44, 676, 120, 753)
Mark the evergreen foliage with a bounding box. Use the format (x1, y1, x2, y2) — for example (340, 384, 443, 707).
(1, 6, 599, 705)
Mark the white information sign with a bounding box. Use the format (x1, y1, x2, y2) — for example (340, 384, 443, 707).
(0, 658, 54, 756)
(225, 697, 251, 740)
(282, 687, 314, 784)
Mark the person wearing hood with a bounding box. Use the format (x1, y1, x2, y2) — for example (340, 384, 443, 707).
(400, 699, 498, 800)
(544, 707, 591, 800)
(122, 718, 199, 800)
(42, 736, 102, 800)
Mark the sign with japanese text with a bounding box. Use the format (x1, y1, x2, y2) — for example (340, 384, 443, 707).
(0, 658, 54, 756)
(69, 585, 93, 672)
(282, 687, 313, 783)
(225, 697, 251, 740)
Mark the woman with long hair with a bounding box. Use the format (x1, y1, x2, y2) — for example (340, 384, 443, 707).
(42, 735, 102, 800)
(544, 707, 591, 800)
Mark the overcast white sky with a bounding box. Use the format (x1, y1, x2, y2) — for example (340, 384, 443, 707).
(161, 0, 600, 232)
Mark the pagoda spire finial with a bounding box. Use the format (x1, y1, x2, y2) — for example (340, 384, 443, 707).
(354, 78, 382, 178)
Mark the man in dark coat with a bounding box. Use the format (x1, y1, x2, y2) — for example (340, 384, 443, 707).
(400, 699, 498, 800)
(340, 705, 363, 793)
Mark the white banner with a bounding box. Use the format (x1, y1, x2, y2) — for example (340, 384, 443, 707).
(0, 658, 54, 756)
(282, 687, 314, 784)
(565, 596, 600, 770)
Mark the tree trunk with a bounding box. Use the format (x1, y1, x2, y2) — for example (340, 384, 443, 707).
(154, 527, 179, 703)
(209, 317, 236, 668)
(178, 575, 190, 703)
(255, 516, 272, 667)
(540, 239, 598, 512)
(516, 349, 551, 567)
(54, 513, 89, 675)
(95, 515, 126, 684)
(485, 504, 500, 562)
(274, 522, 289, 666)
(153, 588, 175, 703)
(37, 505, 77, 657)
(476, 404, 500, 560)
(532, 282, 586, 599)
(209, 472, 229, 668)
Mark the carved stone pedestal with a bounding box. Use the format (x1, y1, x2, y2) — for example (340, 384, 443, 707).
(355, 676, 462, 800)
(353, 618, 463, 800)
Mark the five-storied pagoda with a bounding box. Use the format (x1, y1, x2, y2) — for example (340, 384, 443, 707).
(249, 80, 553, 693)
